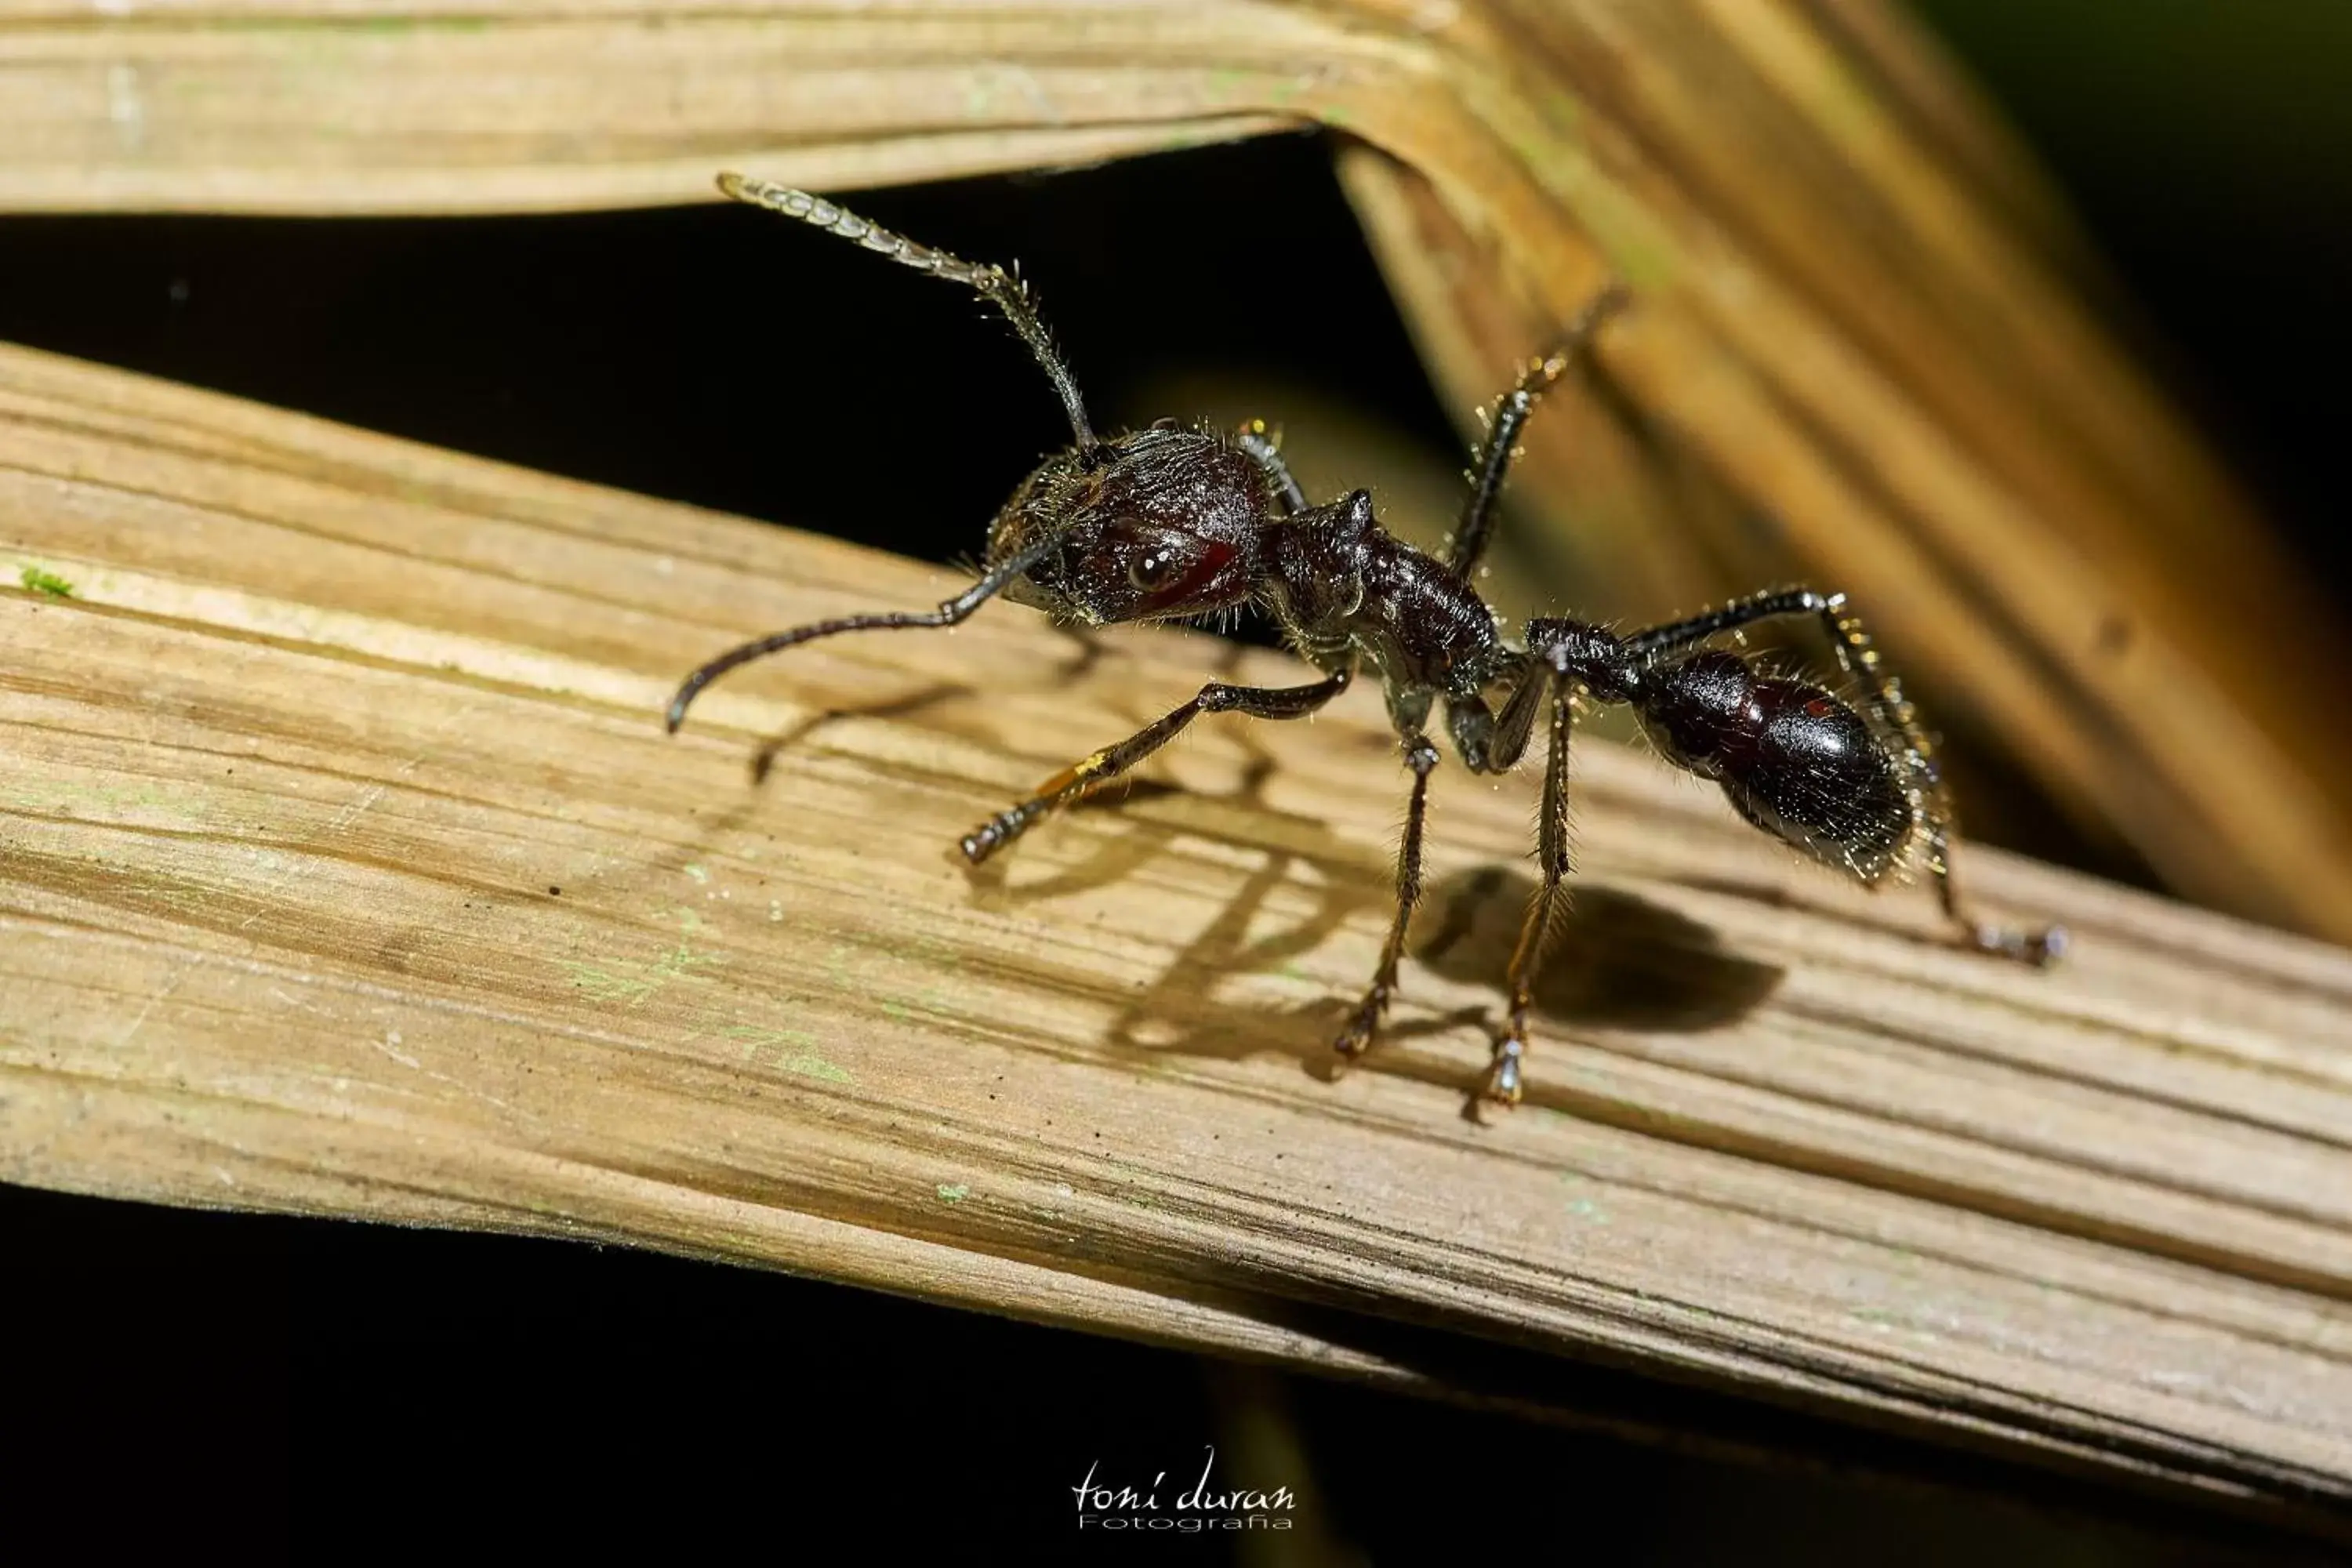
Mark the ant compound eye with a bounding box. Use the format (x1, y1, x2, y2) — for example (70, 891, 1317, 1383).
(1128, 549, 1178, 593)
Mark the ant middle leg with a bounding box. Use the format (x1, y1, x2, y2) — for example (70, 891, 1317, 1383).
(1624, 588, 2063, 964)
(1487, 675, 1575, 1106)
(1334, 730, 1441, 1065)
(960, 667, 1352, 863)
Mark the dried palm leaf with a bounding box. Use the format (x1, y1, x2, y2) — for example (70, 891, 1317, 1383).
(2, 0, 2344, 937)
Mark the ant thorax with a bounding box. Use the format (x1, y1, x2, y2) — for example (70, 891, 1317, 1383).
(1257, 488, 1506, 702)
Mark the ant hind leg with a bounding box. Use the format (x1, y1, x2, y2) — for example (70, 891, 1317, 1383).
(1926, 817, 2067, 965)
(1487, 676, 1575, 1107)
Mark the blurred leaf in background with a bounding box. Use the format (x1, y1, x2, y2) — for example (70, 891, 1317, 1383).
(1914, 0, 2352, 598)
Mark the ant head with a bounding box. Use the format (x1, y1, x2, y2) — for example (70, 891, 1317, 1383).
(987, 423, 1269, 626)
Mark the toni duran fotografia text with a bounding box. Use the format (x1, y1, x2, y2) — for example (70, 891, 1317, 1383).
(1071, 1446, 1296, 1533)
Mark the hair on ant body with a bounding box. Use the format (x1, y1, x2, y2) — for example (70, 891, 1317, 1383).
(670, 172, 2065, 1111)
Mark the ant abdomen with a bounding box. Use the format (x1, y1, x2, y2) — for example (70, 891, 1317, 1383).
(1636, 651, 1912, 881)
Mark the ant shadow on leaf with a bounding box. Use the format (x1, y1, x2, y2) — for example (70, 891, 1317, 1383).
(747, 622, 1110, 783)
(1075, 833, 1779, 1091)
(960, 735, 1399, 1069)
(1105, 833, 1395, 1069)
(1414, 866, 1782, 1033)
(709, 625, 1779, 1081)
(960, 714, 1780, 1089)
(637, 679, 972, 878)
(747, 679, 971, 785)
(653, 670, 990, 879)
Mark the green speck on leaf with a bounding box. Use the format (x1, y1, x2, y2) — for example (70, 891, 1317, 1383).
(561, 961, 660, 1005)
(936, 1183, 969, 1204)
(560, 933, 723, 1005)
(19, 565, 73, 598)
(724, 1026, 853, 1084)
(683, 862, 710, 884)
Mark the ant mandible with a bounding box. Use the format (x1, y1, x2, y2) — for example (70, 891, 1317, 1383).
(668, 172, 2065, 1110)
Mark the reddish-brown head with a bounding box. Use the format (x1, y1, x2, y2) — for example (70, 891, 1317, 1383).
(987, 423, 1269, 626)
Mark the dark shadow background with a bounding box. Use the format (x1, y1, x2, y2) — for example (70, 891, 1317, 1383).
(7, 5, 2349, 1561)
(7, 1181, 2335, 1566)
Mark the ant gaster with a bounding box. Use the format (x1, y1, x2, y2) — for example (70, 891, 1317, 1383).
(670, 173, 2065, 1109)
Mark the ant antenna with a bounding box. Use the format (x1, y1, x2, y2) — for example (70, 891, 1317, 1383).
(717, 172, 1098, 453)
(663, 533, 1062, 733)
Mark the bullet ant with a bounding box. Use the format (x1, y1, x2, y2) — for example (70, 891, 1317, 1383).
(669, 173, 2064, 1109)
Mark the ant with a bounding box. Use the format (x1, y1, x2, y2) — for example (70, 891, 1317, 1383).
(668, 172, 2065, 1109)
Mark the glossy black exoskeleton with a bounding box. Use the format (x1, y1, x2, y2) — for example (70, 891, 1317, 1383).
(668, 174, 2063, 1109)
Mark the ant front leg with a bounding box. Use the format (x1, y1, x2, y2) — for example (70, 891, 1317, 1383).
(1489, 675, 1574, 1106)
(1233, 419, 1308, 517)
(1625, 588, 2065, 965)
(1447, 285, 1628, 577)
(1334, 728, 1439, 1067)
(960, 667, 1352, 862)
